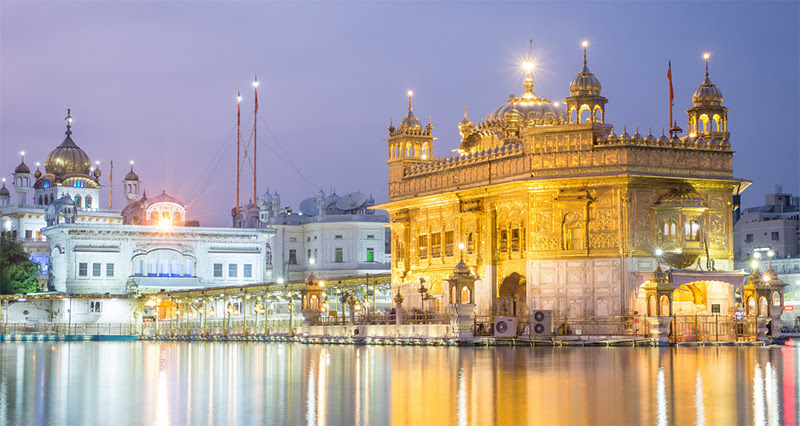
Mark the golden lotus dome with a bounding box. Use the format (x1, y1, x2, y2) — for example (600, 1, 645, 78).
(486, 64, 566, 123)
(398, 110, 423, 132)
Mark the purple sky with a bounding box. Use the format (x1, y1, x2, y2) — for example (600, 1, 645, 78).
(2, 2, 798, 226)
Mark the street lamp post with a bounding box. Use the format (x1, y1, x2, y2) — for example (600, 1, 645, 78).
(418, 278, 429, 323)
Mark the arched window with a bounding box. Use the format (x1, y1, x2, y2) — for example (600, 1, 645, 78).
(461, 286, 471, 304)
(162, 211, 169, 219)
(85, 195, 92, 209)
(594, 106, 602, 123)
(659, 295, 670, 316)
(183, 259, 194, 277)
(648, 295, 656, 317)
(174, 211, 181, 223)
(772, 292, 781, 307)
(758, 296, 768, 316)
(74, 195, 81, 206)
(570, 108, 577, 124)
(467, 232, 475, 255)
(662, 221, 677, 241)
(50, 194, 54, 203)
(684, 220, 701, 241)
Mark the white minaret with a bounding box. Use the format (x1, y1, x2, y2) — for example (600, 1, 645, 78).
(12, 152, 32, 207)
(316, 189, 326, 216)
(123, 161, 140, 204)
(0, 178, 10, 206)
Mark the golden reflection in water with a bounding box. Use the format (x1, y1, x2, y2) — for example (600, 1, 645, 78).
(0, 342, 798, 425)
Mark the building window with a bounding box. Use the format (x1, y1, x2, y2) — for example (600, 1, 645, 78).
(79, 263, 88, 277)
(307, 236, 311, 242)
(511, 229, 520, 252)
(745, 234, 754, 243)
(771, 232, 780, 241)
(396, 240, 405, 264)
(85, 195, 92, 209)
(106, 263, 114, 277)
(25, 230, 32, 239)
(366, 248, 374, 263)
(90, 301, 102, 313)
(335, 235, 343, 239)
(431, 233, 442, 258)
(228, 264, 238, 278)
(308, 249, 312, 260)
(314, 249, 318, 259)
(684, 220, 701, 241)
(213, 263, 223, 277)
(75, 195, 82, 207)
(418, 235, 428, 260)
(335, 248, 343, 263)
(289, 250, 297, 264)
(662, 221, 678, 241)
(467, 233, 475, 255)
(243, 264, 252, 278)
(289, 237, 297, 242)
(92, 263, 102, 277)
(499, 230, 508, 253)
(444, 231, 454, 257)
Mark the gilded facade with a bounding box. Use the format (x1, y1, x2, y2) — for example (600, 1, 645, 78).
(378, 46, 747, 317)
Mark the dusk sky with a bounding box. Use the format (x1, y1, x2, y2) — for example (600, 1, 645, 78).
(1, 1, 798, 226)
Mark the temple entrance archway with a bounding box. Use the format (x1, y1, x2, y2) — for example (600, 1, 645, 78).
(498, 272, 526, 317)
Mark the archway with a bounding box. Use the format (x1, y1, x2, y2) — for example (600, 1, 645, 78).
(498, 272, 526, 317)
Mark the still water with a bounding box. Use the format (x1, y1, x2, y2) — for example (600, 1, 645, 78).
(0, 340, 797, 425)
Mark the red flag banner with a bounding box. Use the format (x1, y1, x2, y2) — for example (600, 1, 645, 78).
(667, 61, 674, 131)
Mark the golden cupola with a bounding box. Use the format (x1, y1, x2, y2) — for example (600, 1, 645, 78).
(397, 93, 424, 133)
(485, 60, 566, 124)
(685, 54, 729, 142)
(569, 47, 602, 97)
(44, 109, 92, 178)
(564, 42, 608, 124)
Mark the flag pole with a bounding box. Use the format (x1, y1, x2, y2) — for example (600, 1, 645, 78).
(667, 60, 674, 138)
(253, 73, 258, 203)
(236, 88, 241, 216)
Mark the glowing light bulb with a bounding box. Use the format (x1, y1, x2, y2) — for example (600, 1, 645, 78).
(20, 151, 25, 156)
(252, 80, 259, 88)
(277, 277, 284, 284)
(751, 260, 759, 269)
(407, 90, 413, 97)
(703, 53, 710, 60)
(158, 218, 172, 229)
(768, 250, 774, 258)
(553, 102, 560, 107)
(310, 258, 315, 265)
(130, 160, 134, 165)
(237, 95, 242, 102)
(582, 41, 588, 48)
(655, 248, 663, 256)
(522, 61, 534, 72)
(753, 252, 761, 259)
(319, 280, 325, 287)
(458, 243, 465, 251)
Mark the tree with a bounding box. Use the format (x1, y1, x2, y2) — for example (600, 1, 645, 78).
(0, 233, 40, 294)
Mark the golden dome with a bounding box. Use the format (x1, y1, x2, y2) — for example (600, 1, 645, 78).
(45, 134, 92, 176)
(692, 59, 723, 106)
(569, 47, 602, 97)
(486, 65, 566, 123)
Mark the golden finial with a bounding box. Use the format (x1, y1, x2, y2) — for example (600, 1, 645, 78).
(407, 90, 414, 113)
(582, 41, 588, 66)
(464, 105, 468, 120)
(703, 53, 710, 77)
(65, 108, 73, 135)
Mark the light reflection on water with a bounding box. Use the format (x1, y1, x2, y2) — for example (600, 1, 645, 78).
(0, 340, 797, 425)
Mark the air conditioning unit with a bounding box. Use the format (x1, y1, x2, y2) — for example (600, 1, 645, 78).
(530, 310, 553, 336)
(494, 317, 517, 338)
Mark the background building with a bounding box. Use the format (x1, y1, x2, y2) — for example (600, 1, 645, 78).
(734, 186, 800, 325)
(236, 188, 390, 283)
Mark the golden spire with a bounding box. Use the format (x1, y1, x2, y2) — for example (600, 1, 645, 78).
(65, 108, 73, 136)
(582, 40, 588, 66)
(464, 105, 468, 120)
(407, 90, 414, 113)
(703, 53, 710, 77)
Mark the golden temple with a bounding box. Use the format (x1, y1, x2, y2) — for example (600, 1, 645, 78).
(378, 44, 745, 318)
